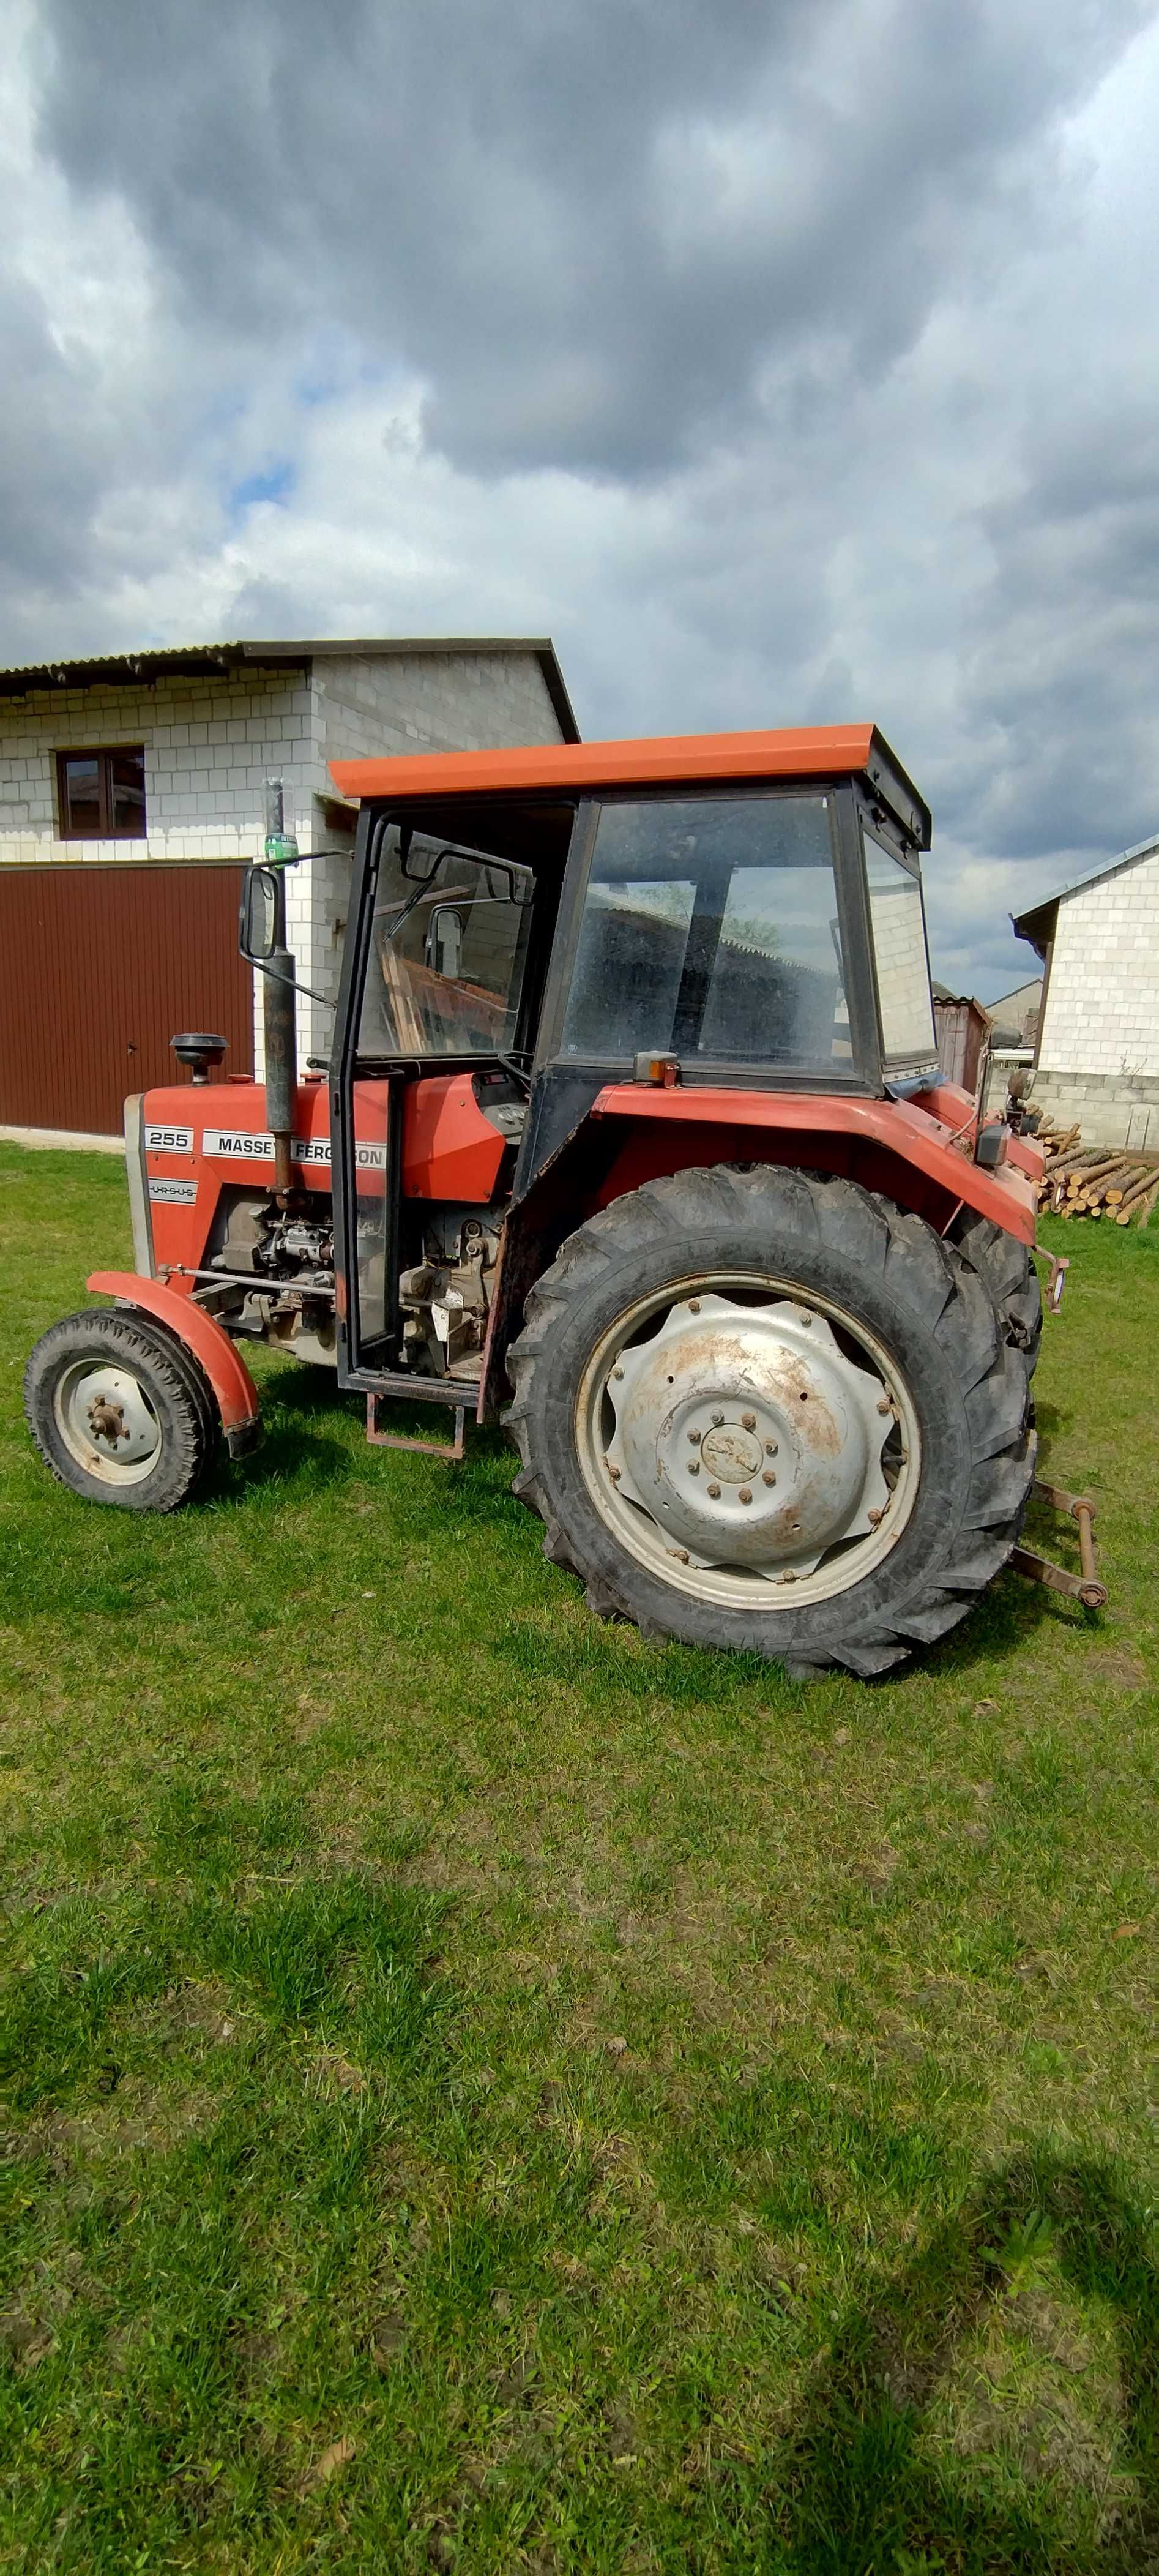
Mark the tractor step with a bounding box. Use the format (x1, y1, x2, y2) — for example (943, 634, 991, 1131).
(365, 1392, 469, 1462)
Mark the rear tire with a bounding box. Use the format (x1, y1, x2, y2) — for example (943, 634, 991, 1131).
(24, 1309, 215, 1512)
(950, 1207, 1042, 1365)
(505, 1166, 1036, 1677)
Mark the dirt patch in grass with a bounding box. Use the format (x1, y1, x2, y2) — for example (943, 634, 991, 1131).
(1085, 1645, 1149, 1690)
(17, 2077, 211, 2168)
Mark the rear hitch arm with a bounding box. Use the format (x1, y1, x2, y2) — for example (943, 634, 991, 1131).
(1012, 1481, 1107, 1611)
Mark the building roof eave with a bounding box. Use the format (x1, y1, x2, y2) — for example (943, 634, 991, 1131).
(0, 636, 581, 738)
(1012, 831, 1159, 953)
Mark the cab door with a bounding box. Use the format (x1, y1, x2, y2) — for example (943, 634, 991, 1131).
(329, 807, 534, 1390)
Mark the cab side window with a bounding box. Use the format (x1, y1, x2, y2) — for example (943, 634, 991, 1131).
(359, 831, 533, 1057)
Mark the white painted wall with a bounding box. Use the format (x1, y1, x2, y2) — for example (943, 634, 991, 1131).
(0, 666, 321, 869)
(1037, 843, 1159, 1078)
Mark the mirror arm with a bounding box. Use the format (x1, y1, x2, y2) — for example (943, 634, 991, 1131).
(250, 955, 334, 1010)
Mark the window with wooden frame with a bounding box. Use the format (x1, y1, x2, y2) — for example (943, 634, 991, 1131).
(56, 746, 147, 841)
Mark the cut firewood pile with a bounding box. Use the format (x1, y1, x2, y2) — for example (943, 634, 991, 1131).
(1034, 1120, 1159, 1224)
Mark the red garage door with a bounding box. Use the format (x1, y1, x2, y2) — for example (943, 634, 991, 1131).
(0, 864, 253, 1134)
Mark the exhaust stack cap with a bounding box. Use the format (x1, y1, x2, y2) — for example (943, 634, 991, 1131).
(171, 1032, 228, 1086)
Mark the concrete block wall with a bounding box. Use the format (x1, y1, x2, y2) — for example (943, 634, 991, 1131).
(1024, 1068, 1159, 1153)
(320, 648, 561, 766)
(1038, 844, 1159, 1080)
(0, 667, 323, 867)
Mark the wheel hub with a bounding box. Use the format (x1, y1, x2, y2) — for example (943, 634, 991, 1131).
(56, 1364, 162, 1475)
(602, 1294, 897, 1579)
(699, 1422, 762, 1483)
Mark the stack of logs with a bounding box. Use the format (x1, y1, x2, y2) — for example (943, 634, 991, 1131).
(1035, 1123, 1159, 1224)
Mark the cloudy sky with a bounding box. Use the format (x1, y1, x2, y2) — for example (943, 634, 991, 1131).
(3, 0, 1158, 997)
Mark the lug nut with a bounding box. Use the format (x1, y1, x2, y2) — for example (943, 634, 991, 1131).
(763, 1470, 777, 1487)
(867, 1505, 884, 1526)
(707, 1481, 721, 1499)
(711, 1411, 725, 1428)
(739, 1488, 752, 1505)
(606, 1461, 620, 1482)
(741, 1412, 756, 1431)
(688, 1298, 701, 1313)
(877, 1396, 892, 1415)
(800, 1312, 813, 1328)
(765, 1440, 778, 1456)
(688, 1462, 700, 1477)
(612, 1366, 624, 1381)
(688, 1429, 701, 1445)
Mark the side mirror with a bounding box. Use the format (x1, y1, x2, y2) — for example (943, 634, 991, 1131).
(424, 905, 464, 976)
(239, 864, 279, 963)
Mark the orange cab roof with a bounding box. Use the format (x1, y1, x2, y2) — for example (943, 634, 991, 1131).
(330, 724, 878, 805)
(328, 724, 931, 847)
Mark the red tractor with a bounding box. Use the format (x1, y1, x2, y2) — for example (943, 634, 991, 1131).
(24, 725, 1048, 1677)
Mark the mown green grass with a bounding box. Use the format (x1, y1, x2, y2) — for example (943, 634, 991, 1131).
(0, 1140, 1155, 2572)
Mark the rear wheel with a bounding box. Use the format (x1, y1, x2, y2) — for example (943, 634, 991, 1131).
(505, 1166, 1036, 1676)
(24, 1309, 215, 1511)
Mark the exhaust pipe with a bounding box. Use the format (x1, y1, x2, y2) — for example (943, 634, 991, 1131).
(263, 778, 298, 1197)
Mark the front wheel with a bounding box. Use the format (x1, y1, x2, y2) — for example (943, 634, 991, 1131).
(24, 1309, 216, 1511)
(505, 1166, 1036, 1677)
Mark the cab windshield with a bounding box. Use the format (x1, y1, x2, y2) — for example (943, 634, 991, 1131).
(559, 793, 850, 1069)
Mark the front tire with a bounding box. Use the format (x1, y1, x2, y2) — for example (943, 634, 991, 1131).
(505, 1167, 1036, 1676)
(24, 1309, 215, 1512)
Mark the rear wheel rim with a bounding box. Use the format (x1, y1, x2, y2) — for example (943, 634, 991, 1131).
(575, 1270, 922, 1611)
(53, 1360, 163, 1487)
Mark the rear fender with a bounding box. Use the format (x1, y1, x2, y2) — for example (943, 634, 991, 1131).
(86, 1271, 261, 1455)
(587, 1085, 1041, 1245)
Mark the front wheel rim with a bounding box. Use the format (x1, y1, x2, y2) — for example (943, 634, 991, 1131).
(53, 1360, 163, 1486)
(575, 1271, 922, 1611)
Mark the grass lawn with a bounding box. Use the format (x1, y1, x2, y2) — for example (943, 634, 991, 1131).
(0, 1140, 1155, 2574)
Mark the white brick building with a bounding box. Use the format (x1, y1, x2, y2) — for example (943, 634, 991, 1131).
(1012, 834, 1159, 1148)
(0, 638, 576, 1133)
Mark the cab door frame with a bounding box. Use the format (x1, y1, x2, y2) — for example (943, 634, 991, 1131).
(329, 806, 417, 1396)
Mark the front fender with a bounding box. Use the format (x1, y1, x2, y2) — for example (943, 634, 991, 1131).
(86, 1272, 261, 1454)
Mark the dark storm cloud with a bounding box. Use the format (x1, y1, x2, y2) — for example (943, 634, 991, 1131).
(35, 0, 1150, 478)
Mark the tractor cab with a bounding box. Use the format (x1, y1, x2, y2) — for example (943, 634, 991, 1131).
(321, 728, 939, 1409)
